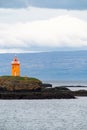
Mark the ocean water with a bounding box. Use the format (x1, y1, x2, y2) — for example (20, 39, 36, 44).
(43, 80, 87, 87)
(0, 97, 87, 130)
(43, 80, 87, 91)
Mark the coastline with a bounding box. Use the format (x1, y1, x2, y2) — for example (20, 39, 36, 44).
(0, 76, 87, 99)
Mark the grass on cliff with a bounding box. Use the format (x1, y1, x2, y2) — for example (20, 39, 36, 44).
(0, 76, 42, 83)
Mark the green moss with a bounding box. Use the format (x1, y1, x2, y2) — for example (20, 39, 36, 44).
(0, 76, 42, 83)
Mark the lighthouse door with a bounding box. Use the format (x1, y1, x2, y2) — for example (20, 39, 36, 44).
(14, 72, 17, 76)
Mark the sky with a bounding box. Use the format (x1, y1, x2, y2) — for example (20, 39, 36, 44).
(0, 0, 87, 53)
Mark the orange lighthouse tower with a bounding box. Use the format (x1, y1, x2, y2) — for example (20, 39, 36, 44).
(11, 56, 20, 76)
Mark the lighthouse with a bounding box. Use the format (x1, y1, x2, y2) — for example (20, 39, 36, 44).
(11, 56, 20, 76)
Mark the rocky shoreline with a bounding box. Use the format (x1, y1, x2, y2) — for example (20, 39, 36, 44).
(1, 87, 87, 99)
(0, 76, 87, 99)
(0, 87, 75, 99)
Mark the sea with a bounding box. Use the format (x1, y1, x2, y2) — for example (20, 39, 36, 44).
(0, 51, 87, 129)
(0, 97, 87, 130)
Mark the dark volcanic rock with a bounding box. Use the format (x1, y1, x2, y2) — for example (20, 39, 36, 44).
(42, 83, 52, 88)
(72, 90, 87, 96)
(54, 86, 71, 91)
(0, 91, 75, 99)
(41, 87, 75, 99)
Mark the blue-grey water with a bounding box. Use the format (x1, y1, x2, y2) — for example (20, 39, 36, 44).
(1, 51, 87, 81)
(43, 80, 87, 91)
(43, 80, 87, 87)
(0, 97, 87, 130)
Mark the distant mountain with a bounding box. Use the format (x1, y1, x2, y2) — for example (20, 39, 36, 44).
(0, 50, 87, 81)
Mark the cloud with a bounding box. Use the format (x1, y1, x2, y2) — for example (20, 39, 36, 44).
(0, 7, 87, 52)
(0, 15, 87, 52)
(0, 7, 87, 23)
